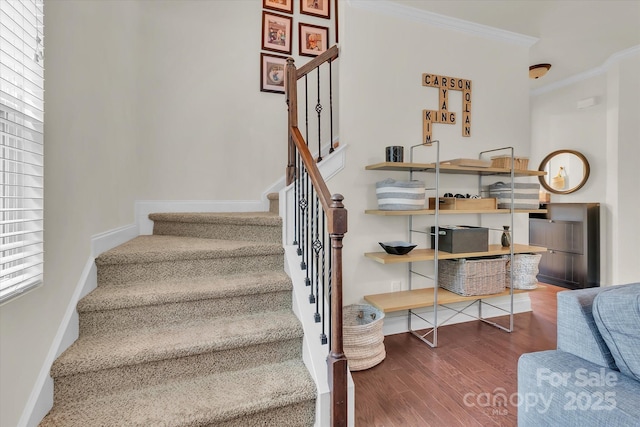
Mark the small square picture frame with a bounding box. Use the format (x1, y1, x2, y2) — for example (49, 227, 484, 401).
(263, 0, 293, 14)
(300, 0, 330, 19)
(260, 53, 288, 94)
(262, 11, 292, 54)
(299, 23, 329, 57)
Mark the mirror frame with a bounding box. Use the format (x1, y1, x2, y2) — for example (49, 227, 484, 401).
(538, 149, 590, 194)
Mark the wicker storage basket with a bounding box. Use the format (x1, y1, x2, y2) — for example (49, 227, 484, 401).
(438, 257, 507, 296)
(490, 156, 530, 170)
(343, 304, 385, 371)
(506, 253, 541, 290)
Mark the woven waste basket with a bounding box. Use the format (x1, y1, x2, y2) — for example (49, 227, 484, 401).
(506, 253, 541, 290)
(343, 304, 385, 371)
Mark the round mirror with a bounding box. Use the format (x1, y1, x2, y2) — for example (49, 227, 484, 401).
(538, 150, 590, 194)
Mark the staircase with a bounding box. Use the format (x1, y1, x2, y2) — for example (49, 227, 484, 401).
(40, 211, 316, 426)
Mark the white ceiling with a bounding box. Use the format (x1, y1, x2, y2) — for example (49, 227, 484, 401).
(388, 0, 640, 90)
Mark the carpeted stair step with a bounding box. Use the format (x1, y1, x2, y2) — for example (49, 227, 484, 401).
(41, 359, 316, 427)
(267, 193, 279, 214)
(78, 271, 293, 335)
(51, 310, 304, 405)
(95, 235, 284, 286)
(150, 212, 282, 243)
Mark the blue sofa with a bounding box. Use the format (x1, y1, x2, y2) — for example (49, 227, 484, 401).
(518, 283, 640, 426)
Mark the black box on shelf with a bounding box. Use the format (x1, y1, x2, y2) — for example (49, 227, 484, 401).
(430, 225, 488, 253)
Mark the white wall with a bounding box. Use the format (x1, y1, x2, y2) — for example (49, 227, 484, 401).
(530, 51, 640, 286)
(135, 1, 288, 200)
(134, 0, 338, 200)
(334, 2, 534, 307)
(609, 53, 640, 284)
(0, 2, 143, 426)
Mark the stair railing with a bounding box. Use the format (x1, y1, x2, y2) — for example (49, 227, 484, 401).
(285, 45, 347, 427)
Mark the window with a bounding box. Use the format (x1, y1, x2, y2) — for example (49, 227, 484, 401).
(1, 0, 44, 304)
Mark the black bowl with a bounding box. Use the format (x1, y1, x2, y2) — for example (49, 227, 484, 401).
(379, 241, 417, 255)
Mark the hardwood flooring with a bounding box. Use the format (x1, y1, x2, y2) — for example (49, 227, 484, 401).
(351, 284, 565, 427)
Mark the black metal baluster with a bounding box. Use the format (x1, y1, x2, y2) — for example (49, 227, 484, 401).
(304, 163, 311, 287)
(309, 187, 316, 304)
(313, 193, 321, 320)
(320, 211, 327, 344)
(329, 60, 334, 154)
(293, 148, 299, 248)
(300, 162, 307, 270)
(316, 67, 323, 162)
(327, 225, 333, 348)
(305, 75, 309, 145)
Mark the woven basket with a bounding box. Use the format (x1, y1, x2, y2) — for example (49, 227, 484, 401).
(507, 253, 541, 290)
(490, 156, 529, 170)
(438, 257, 507, 296)
(343, 304, 385, 371)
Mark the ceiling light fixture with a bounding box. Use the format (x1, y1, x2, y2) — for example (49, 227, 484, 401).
(529, 63, 551, 79)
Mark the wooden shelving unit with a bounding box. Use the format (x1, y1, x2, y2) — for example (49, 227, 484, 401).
(363, 144, 547, 347)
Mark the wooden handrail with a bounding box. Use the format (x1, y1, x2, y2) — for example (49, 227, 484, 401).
(285, 46, 347, 427)
(290, 128, 331, 216)
(296, 45, 339, 79)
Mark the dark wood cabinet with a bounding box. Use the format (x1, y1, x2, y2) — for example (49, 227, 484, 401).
(529, 203, 600, 289)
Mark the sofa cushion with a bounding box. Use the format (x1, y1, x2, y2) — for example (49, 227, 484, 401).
(556, 287, 617, 369)
(518, 350, 640, 427)
(593, 283, 640, 381)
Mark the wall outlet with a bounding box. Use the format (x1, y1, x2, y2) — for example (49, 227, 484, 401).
(391, 281, 402, 292)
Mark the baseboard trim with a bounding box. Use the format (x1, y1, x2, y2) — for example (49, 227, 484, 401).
(91, 223, 139, 259)
(20, 224, 139, 427)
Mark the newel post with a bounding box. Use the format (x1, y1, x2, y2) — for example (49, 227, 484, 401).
(328, 194, 348, 427)
(285, 57, 298, 186)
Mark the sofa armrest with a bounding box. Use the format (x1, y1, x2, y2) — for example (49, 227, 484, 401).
(518, 350, 640, 427)
(557, 288, 616, 369)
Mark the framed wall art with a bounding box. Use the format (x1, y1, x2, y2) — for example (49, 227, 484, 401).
(299, 23, 328, 57)
(263, 0, 293, 14)
(299, 23, 329, 56)
(300, 0, 330, 19)
(260, 53, 288, 94)
(261, 11, 292, 54)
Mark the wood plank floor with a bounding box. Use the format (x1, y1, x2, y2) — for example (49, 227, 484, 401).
(351, 284, 565, 427)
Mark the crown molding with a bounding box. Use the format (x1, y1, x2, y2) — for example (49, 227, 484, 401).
(531, 44, 640, 96)
(346, 0, 538, 47)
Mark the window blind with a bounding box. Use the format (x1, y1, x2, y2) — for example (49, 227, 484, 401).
(1, 0, 44, 304)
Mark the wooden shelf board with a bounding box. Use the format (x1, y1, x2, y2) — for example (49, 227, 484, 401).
(364, 285, 545, 313)
(365, 162, 546, 177)
(365, 209, 548, 216)
(364, 244, 547, 264)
